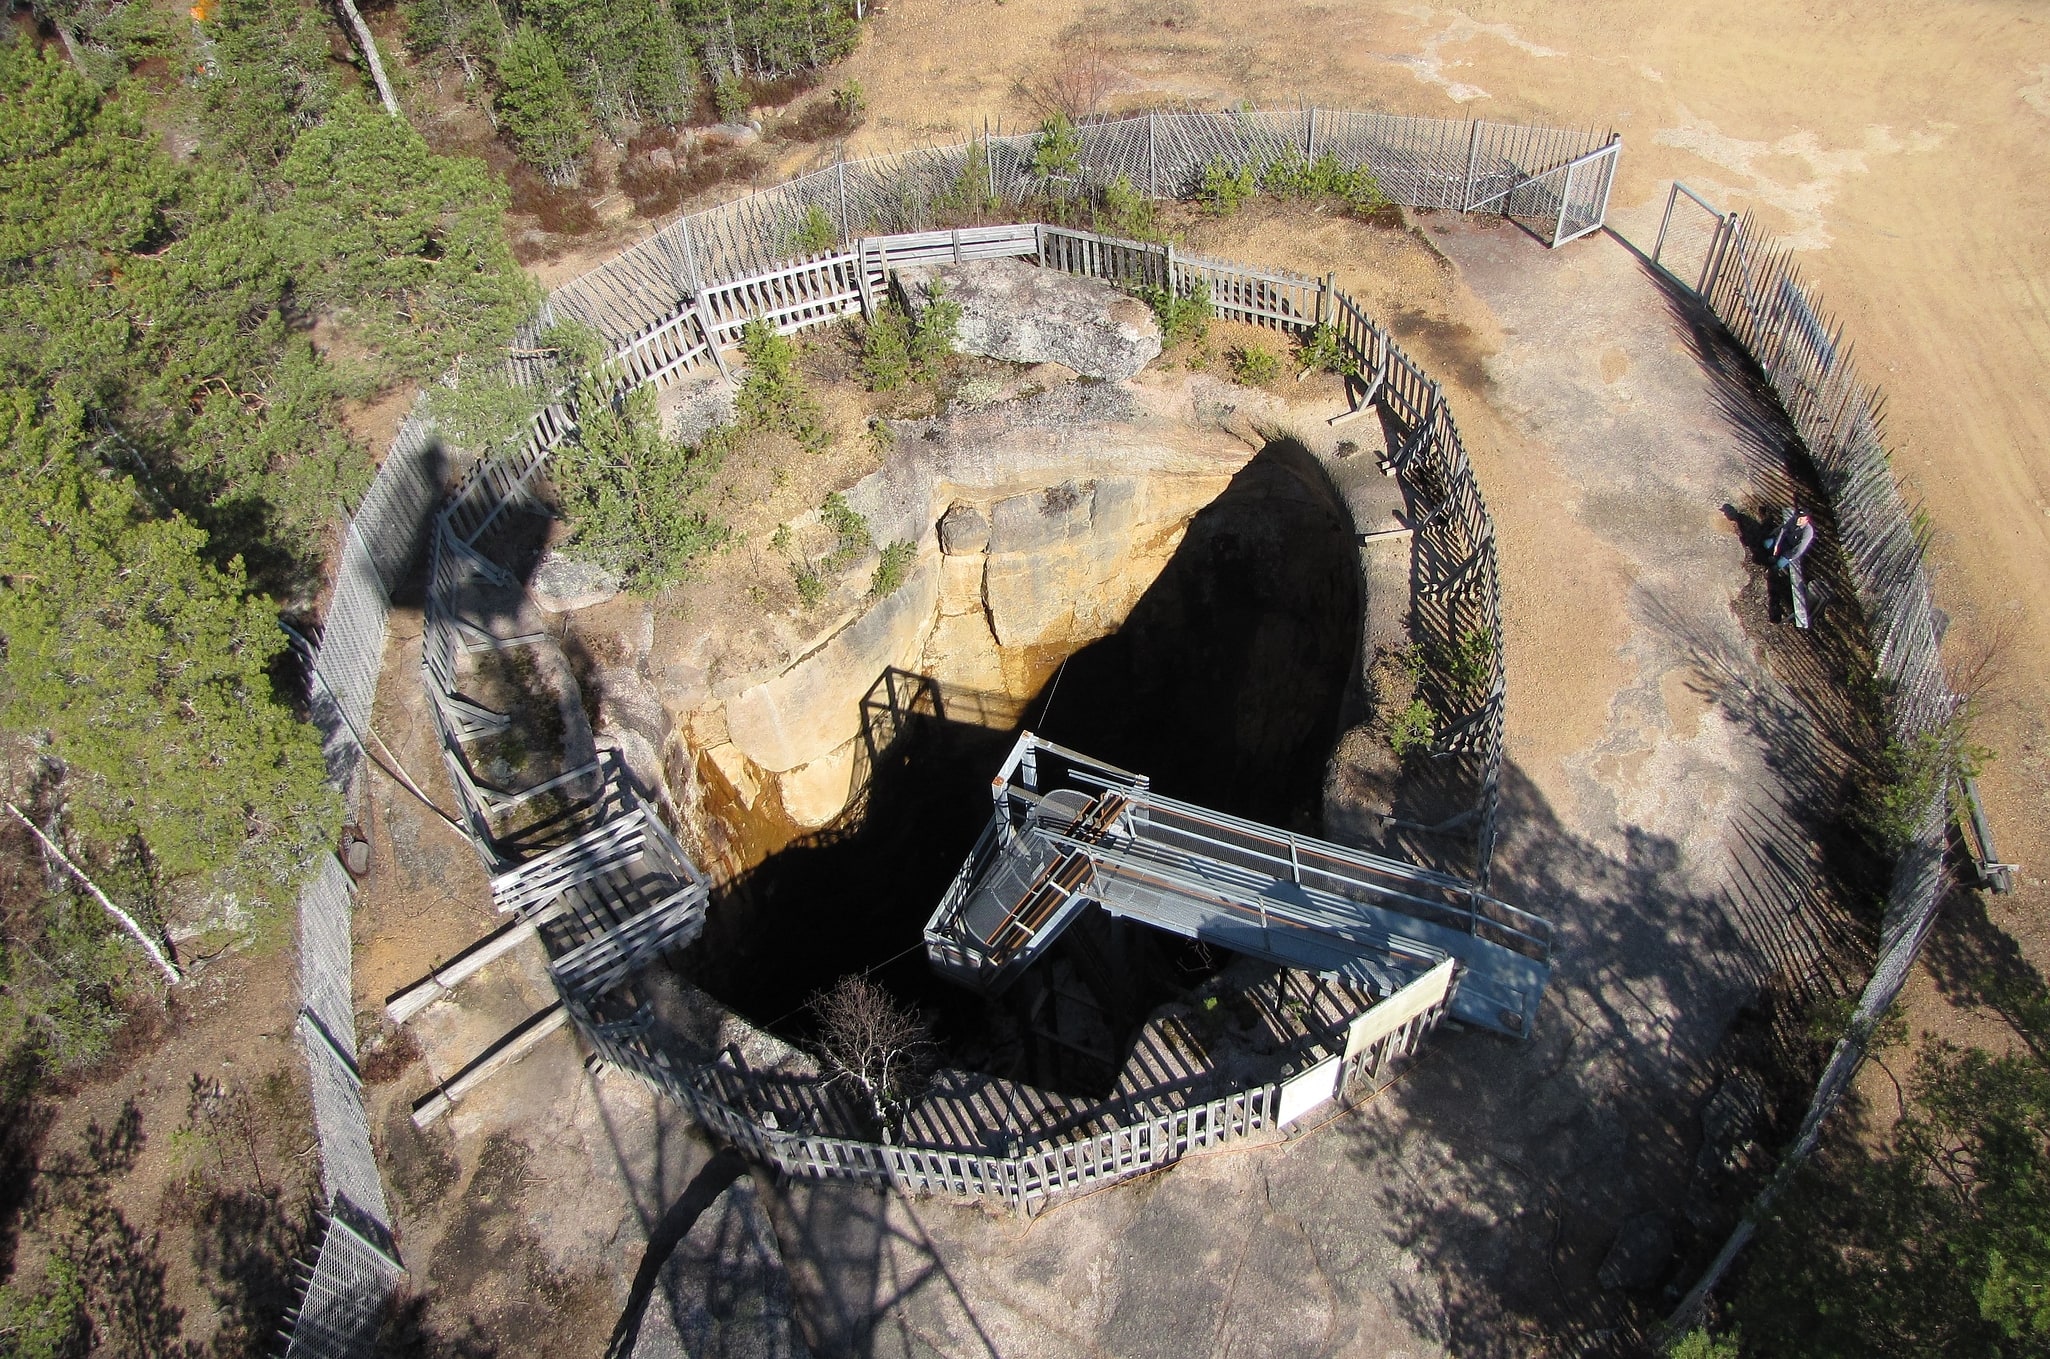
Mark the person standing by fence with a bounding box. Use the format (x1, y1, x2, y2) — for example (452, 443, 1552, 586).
(1770, 507, 1815, 571)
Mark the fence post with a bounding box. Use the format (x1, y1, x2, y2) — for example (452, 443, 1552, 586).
(696, 295, 733, 382)
(1318, 271, 1333, 326)
(1164, 239, 1176, 297)
(836, 156, 849, 240)
(1305, 105, 1317, 158)
(1148, 111, 1158, 197)
(678, 214, 705, 298)
(1463, 120, 1482, 212)
(1652, 180, 1680, 272)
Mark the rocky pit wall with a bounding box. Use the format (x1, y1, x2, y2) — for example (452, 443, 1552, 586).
(627, 389, 1404, 901)
(679, 379, 1255, 864)
(542, 307, 1418, 893)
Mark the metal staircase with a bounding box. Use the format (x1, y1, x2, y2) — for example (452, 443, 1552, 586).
(925, 734, 1555, 1037)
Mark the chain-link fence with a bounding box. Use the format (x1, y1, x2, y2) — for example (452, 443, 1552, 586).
(1656, 188, 1963, 1332)
(277, 406, 446, 1358)
(532, 108, 1618, 354)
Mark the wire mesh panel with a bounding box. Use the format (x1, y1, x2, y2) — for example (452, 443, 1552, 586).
(282, 1214, 404, 1359)
(1652, 182, 1730, 295)
(1553, 143, 1618, 246)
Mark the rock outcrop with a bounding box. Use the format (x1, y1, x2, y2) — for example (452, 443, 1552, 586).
(531, 553, 621, 611)
(896, 258, 1162, 380)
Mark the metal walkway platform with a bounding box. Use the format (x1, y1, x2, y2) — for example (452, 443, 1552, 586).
(924, 734, 1554, 1037)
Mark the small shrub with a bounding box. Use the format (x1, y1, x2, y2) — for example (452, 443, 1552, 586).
(1137, 277, 1211, 348)
(791, 563, 826, 608)
(820, 491, 871, 570)
(1098, 173, 1160, 242)
(789, 204, 837, 254)
(861, 304, 913, 391)
(831, 80, 867, 121)
(1445, 627, 1494, 696)
(1295, 321, 1360, 378)
(935, 140, 1000, 221)
(908, 279, 960, 377)
(737, 318, 828, 450)
(553, 376, 728, 590)
(1865, 716, 1992, 850)
(1228, 344, 1281, 385)
(1664, 1329, 1741, 1359)
(1197, 160, 1256, 216)
(713, 73, 750, 123)
(1031, 112, 1083, 183)
(1389, 697, 1438, 760)
(1256, 151, 1387, 216)
(869, 540, 916, 597)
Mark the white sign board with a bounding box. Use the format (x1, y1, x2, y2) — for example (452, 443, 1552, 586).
(1276, 1055, 1343, 1127)
(1344, 958, 1457, 1063)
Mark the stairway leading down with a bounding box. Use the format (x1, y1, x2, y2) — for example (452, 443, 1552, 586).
(924, 733, 1555, 1038)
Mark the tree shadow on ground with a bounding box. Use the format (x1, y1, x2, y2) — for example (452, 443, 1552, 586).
(1337, 753, 1871, 1356)
(760, 1176, 1003, 1359)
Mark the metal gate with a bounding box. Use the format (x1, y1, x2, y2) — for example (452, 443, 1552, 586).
(1653, 181, 1737, 294)
(1470, 136, 1621, 248)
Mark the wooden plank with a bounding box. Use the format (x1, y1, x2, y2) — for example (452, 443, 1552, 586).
(412, 1002, 568, 1127)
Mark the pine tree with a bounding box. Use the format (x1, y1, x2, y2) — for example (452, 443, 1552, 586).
(274, 97, 538, 380)
(494, 23, 591, 185)
(0, 392, 339, 929)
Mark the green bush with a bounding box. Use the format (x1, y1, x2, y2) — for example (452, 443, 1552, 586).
(1295, 321, 1361, 378)
(1388, 697, 1437, 759)
(495, 24, 592, 185)
(831, 80, 867, 121)
(713, 73, 750, 123)
(1098, 174, 1161, 242)
(861, 305, 913, 391)
(819, 492, 871, 570)
(1031, 113, 1083, 183)
(869, 540, 916, 598)
(1137, 278, 1212, 348)
(908, 280, 961, 377)
(1444, 627, 1494, 696)
(776, 493, 870, 606)
(1865, 716, 1991, 850)
(1228, 344, 1282, 384)
(552, 375, 728, 590)
(737, 319, 828, 451)
(863, 286, 958, 390)
(789, 204, 838, 254)
(1197, 161, 1257, 216)
(790, 562, 826, 608)
(935, 140, 1001, 222)
(1665, 1330, 1740, 1359)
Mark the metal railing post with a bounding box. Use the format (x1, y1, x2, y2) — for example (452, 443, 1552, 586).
(1463, 120, 1482, 212)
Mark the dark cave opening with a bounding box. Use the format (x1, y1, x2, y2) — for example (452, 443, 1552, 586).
(681, 438, 1362, 1097)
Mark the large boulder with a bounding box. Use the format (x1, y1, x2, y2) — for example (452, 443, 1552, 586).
(896, 258, 1162, 381)
(531, 552, 620, 612)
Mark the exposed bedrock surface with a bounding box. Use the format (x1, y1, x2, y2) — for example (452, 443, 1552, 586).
(897, 258, 1164, 379)
(639, 370, 1390, 1041)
